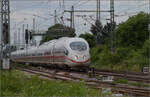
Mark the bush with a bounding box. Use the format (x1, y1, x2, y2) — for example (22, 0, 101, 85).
(1, 69, 101, 96)
(97, 49, 111, 66)
(90, 44, 149, 71)
(90, 46, 101, 64)
(142, 39, 149, 58)
(125, 50, 149, 71)
(116, 12, 149, 48)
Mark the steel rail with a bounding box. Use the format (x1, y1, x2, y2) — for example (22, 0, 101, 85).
(17, 67, 150, 97)
(95, 69, 150, 76)
(95, 69, 150, 83)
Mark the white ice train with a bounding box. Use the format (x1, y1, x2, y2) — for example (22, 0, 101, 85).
(11, 37, 90, 69)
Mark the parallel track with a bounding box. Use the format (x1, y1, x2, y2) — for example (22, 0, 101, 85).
(17, 67, 150, 97)
(95, 69, 150, 83)
(95, 69, 149, 76)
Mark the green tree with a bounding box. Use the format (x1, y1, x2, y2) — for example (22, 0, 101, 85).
(142, 39, 149, 58)
(89, 12, 149, 71)
(116, 12, 149, 48)
(103, 22, 115, 38)
(90, 20, 114, 44)
(40, 36, 52, 45)
(40, 24, 76, 44)
(79, 33, 96, 48)
(90, 20, 103, 44)
(90, 20, 103, 36)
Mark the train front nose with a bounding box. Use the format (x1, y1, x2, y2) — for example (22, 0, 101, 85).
(71, 54, 90, 66)
(68, 41, 90, 67)
(74, 55, 88, 62)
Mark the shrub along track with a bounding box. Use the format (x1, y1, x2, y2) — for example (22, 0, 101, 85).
(16, 67, 150, 97)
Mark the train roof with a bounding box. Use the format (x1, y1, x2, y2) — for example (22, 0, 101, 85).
(11, 37, 88, 55)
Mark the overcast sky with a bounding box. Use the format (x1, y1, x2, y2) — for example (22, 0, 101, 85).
(0, 0, 149, 45)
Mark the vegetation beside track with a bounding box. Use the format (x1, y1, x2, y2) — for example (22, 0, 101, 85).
(80, 12, 149, 72)
(1, 69, 108, 96)
(114, 78, 150, 87)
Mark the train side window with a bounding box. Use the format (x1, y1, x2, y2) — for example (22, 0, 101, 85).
(38, 53, 42, 56)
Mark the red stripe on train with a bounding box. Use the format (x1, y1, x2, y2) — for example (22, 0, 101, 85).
(44, 56, 90, 63)
(65, 57, 90, 63)
(12, 55, 90, 64)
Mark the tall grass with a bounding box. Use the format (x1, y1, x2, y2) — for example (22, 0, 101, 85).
(1, 69, 101, 96)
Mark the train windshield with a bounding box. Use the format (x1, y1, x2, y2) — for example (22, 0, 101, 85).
(70, 41, 87, 51)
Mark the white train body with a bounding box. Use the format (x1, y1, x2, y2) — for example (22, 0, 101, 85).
(11, 37, 90, 68)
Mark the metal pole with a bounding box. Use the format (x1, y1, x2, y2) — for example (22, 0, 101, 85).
(26, 24, 28, 48)
(33, 18, 35, 33)
(18, 28, 20, 49)
(62, 0, 65, 10)
(22, 24, 25, 47)
(54, 10, 57, 24)
(70, 6, 73, 28)
(72, 6, 75, 28)
(13, 32, 16, 46)
(27, 24, 28, 29)
(96, 0, 100, 21)
(96, 0, 98, 20)
(110, 0, 115, 54)
(98, 0, 101, 21)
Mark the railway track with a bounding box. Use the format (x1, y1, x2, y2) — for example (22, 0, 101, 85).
(26, 66, 150, 83)
(30, 66, 150, 83)
(95, 69, 150, 76)
(17, 67, 150, 97)
(95, 69, 150, 83)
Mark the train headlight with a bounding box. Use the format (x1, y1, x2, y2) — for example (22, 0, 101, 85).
(75, 55, 78, 60)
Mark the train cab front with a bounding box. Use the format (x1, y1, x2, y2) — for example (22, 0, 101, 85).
(66, 40, 90, 68)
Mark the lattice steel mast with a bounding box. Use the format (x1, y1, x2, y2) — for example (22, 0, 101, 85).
(1, 0, 10, 68)
(1, 0, 10, 44)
